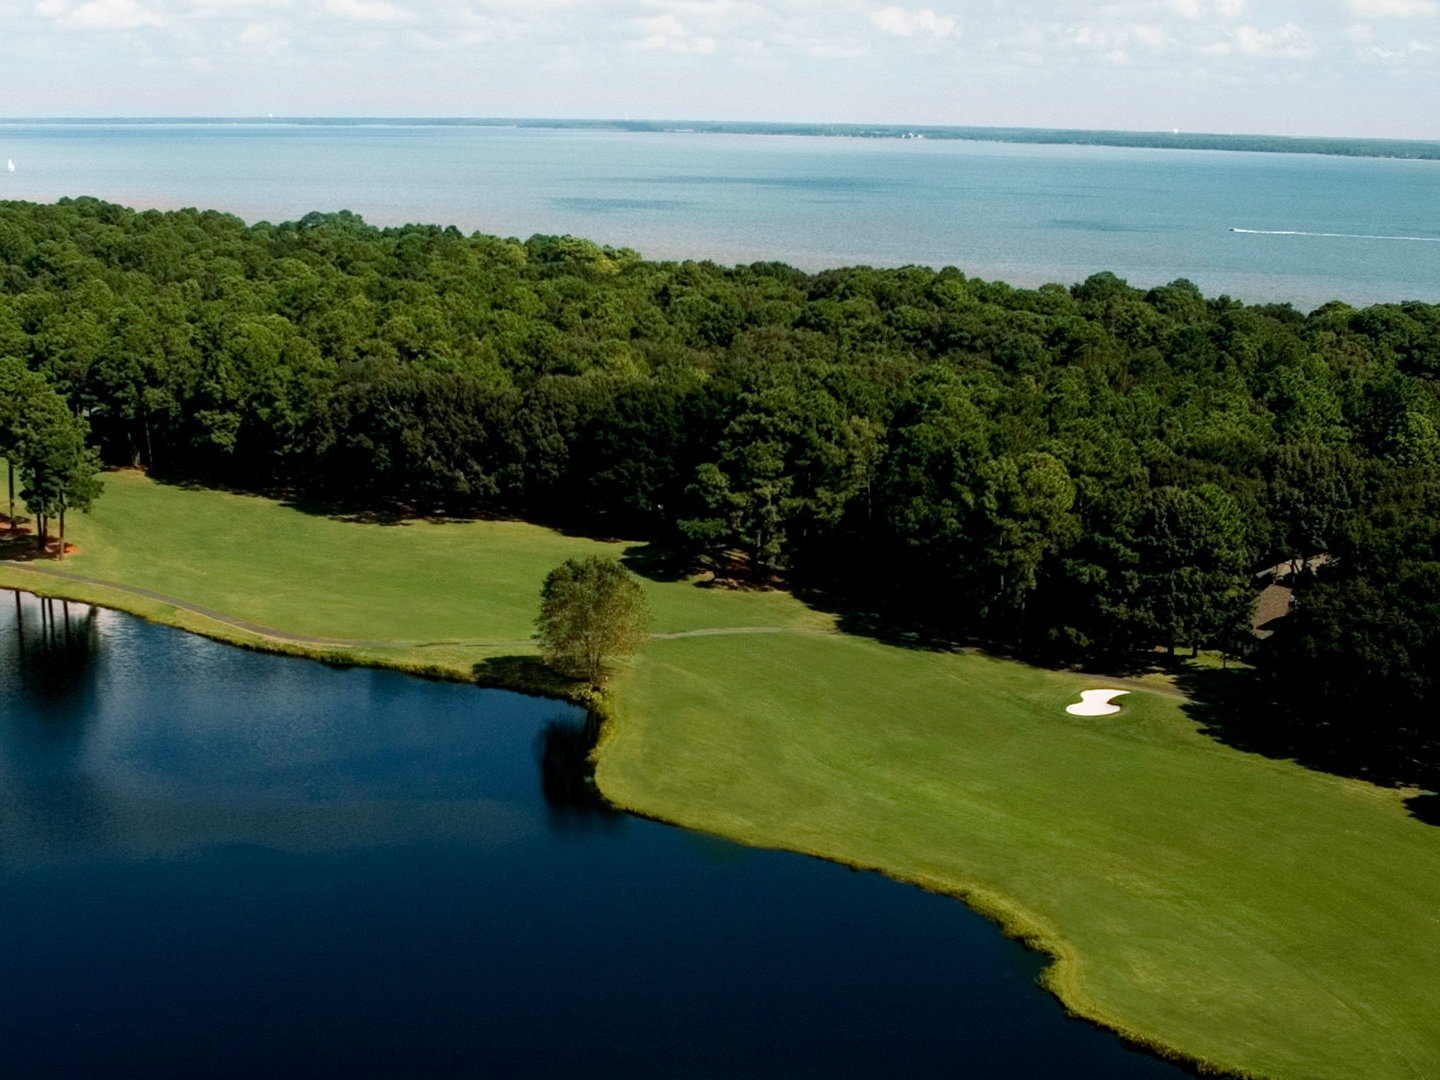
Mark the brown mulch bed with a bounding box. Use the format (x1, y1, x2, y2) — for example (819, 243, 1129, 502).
(1, 526, 80, 561)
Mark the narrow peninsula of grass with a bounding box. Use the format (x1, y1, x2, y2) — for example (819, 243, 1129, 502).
(4, 469, 1439, 1080)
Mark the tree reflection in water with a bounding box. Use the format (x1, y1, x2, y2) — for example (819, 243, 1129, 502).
(1, 590, 108, 851)
(537, 711, 621, 828)
(2, 590, 100, 706)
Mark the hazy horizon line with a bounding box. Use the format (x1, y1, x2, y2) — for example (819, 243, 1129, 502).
(5, 117, 1438, 161)
(1, 116, 1438, 140)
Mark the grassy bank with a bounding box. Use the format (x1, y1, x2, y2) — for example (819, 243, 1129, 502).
(600, 635, 1440, 1079)
(4, 470, 1440, 1079)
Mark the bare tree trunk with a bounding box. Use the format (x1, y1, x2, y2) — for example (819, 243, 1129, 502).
(6, 460, 12, 531)
(58, 506, 66, 560)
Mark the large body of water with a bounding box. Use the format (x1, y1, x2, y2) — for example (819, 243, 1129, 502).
(0, 590, 1186, 1078)
(1, 121, 1437, 309)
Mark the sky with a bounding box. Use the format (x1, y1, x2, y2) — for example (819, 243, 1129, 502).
(2, 0, 1438, 138)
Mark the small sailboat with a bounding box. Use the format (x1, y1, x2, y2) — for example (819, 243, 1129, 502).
(6, 159, 13, 172)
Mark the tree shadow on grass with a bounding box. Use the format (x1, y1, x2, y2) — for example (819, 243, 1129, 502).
(620, 541, 701, 584)
(471, 654, 580, 700)
(620, 541, 791, 591)
(1174, 665, 1280, 754)
(278, 487, 512, 527)
(1175, 665, 1440, 808)
(616, 540, 972, 654)
(1, 528, 41, 561)
(1, 526, 75, 562)
(280, 492, 416, 526)
(1403, 793, 1440, 826)
(790, 582, 969, 652)
(144, 468, 500, 527)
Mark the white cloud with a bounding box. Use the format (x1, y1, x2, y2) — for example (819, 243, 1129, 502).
(635, 12, 716, 52)
(1233, 22, 1313, 57)
(1348, 0, 1436, 17)
(870, 6, 956, 38)
(3, 0, 1438, 137)
(1171, 0, 1243, 18)
(1360, 35, 1438, 60)
(36, 0, 165, 29)
(188, 0, 295, 13)
(238, 20, 289, 47)
(1060, 21, 1170, 64)
(1129, 23, 1168, 49)
(322, 0, 413, 23)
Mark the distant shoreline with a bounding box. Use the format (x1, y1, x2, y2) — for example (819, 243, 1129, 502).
(5, 117, 1440, 161)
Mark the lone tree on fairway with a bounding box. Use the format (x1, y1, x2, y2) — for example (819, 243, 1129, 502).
(535, 556, 652, 685)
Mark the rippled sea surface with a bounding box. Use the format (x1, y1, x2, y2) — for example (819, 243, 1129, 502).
(1, 121, 1437, 308)
(0, 591, 1187, 1079)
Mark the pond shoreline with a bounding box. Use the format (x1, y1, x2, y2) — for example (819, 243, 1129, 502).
(0, 565, 1245, 1079)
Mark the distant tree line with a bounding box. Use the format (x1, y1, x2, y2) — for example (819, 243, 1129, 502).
(373, 119, 1440, 161)
(2, 197, 1437, 778)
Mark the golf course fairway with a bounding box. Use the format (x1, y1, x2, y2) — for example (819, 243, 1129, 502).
(3, 470, 1439, 1079)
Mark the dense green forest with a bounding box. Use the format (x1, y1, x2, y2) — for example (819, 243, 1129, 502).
(1, 196, 1437, 783)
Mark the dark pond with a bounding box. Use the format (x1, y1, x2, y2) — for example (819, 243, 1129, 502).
(0, 590, 1186, 1079)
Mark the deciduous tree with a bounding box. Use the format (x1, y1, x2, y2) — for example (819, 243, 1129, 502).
(535, 557, 652, 685)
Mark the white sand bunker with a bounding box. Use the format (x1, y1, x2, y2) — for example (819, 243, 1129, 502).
(1065, 689, 1131, 716)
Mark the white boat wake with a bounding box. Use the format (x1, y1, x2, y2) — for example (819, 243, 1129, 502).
(1065, 689, 1131, 716)
(1231, 227, 1440, 243)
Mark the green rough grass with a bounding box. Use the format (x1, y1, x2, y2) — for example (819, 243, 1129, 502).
(5, 469, 1440, 1079)
(600, 635, 1440, 1080)
(22, 470, 828, 645)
